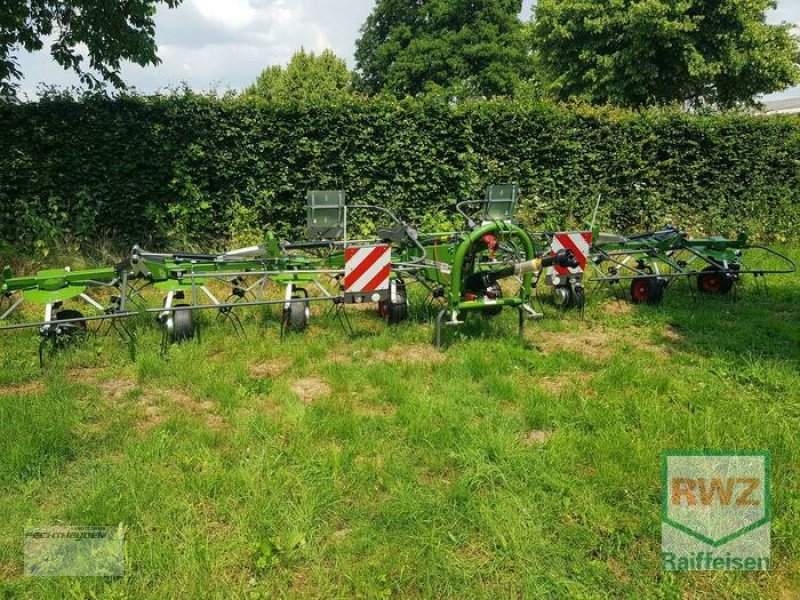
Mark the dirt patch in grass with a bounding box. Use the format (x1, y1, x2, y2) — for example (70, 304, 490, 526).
(207, 345, 228, 362)
(0, 559, 22, 582)
(291, 377, 331, 404)
(205, 413, 226, 429)
(136, 398, 164, 432)
(608, 558, 631, 583)
(661, 325, 684, 344)
(354, 453, 385, 469)
(453, 539, 494, 568)
(0, 381, 44, 396)
(249, 358, 289, 379)
(239, 394, 285, 419)
(371, 343, 445, 365)
(533, 323, 681, 361)
(67, 365, 106, 379)
(68, 367, 137, 399)
(327, 343, 445, 366)
(136, 388, 224, 431)
(170, 391, 224, 429)
(331, 528, 351, 542)
(601, 300, 634, 316)
(531, 327, 616, 361)
(522, 429, 554, 446)
(621, 326, 681, 357)
(537, 371, 593, 395)
(327, 344, 371, 364)
(95, 377, 137, 399)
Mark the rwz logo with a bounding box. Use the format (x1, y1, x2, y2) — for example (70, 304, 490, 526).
(661, 451, 770, 571)
(670, 477, 761, 507)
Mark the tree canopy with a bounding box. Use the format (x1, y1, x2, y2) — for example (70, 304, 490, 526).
(243, 49, 354, 102)
(355, 0, 533, 98)
(532, 0, 800, 108)
(0, 0, 182, 97)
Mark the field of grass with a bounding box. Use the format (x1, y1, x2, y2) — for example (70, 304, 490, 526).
(0, 250, 798, 598)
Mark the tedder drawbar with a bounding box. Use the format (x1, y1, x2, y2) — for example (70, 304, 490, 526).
(403, 184, 580, 346)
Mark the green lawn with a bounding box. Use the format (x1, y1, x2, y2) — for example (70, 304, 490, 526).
(0, 252, 798, 598)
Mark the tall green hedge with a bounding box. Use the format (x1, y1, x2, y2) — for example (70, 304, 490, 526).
(1, 94, 798, 253)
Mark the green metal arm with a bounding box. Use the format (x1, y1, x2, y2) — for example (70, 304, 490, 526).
(448, 220, 535, 310)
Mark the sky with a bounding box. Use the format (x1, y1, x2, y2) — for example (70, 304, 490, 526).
(12, 0, 800, 100)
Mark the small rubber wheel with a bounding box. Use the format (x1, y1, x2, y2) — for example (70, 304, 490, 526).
(379, 281, 409, 325)
(553, 285, 585, 309)
(630, 277, 664, 305)
(171, 304, 194, 342)
(571, 285, 586, 310)
(379, 296, 409, 324)
(386, 298, 409, 324)
(284, 301, 309, 332)
(53, 309, 89, 346)
(483, 284, 503, 317)
(552, 286, 570, 308)
(697, 267, 733, 295)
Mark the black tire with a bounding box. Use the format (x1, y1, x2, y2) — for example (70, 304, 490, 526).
(696, 266, 734, 295)
(552, 284, 585, 309)
(284, 301, 309, 332)
(53, 309, 89, 346)
(54, 309, 87, 331)
(552, 286, 570, 308)
(379, 281, 409, 325)
(386, 298, 409, 324)
(630, 277, 664, 305)
(171, 304, 194, 342)
(571, 285, 586, 310)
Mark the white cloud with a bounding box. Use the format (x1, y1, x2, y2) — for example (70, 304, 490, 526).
(192, 0, 259, 29)
(268, 0, 300, 28)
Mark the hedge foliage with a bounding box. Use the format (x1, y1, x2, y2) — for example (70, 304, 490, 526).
(1, 93, 798, 253)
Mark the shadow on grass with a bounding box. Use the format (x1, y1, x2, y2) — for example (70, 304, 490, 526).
(600, 271, 800, 373)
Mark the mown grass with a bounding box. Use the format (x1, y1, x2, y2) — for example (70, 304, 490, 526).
(0, 249, 798, 598)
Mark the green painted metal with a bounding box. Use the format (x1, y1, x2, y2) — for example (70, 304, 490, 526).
(270, 273, 323, 284)
(2, 274, 37, 293)
(448, 220, 534, 311)
(2, 265, 118, 301)
(23, 285, 86, 304)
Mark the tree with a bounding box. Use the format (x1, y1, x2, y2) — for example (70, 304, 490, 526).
(0, 0, 182, 97)
(355, 0, 534, 98)
(243, 49, 354, 102)
(532, 0, 800, 108)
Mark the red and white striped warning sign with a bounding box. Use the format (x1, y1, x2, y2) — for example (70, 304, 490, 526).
(344, 245, 391, 293)
(550, 231, 592, 275)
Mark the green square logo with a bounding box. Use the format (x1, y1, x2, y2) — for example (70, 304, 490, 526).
(661, 450, 770, 571)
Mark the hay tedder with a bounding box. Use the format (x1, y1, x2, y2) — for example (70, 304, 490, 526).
(1, 187, 794, 364)
(588, 225, 796, 304)
(0, 190, 428, 363)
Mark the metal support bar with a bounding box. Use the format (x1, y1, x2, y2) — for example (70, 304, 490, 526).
(0, 296, 23, 320)
(79, 293, 105, 311)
